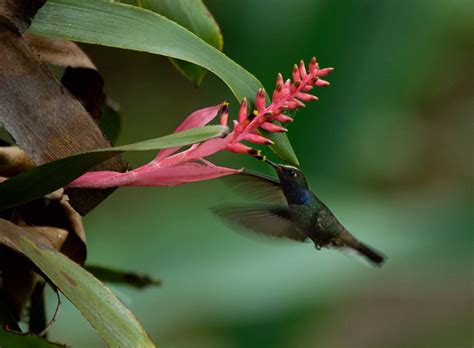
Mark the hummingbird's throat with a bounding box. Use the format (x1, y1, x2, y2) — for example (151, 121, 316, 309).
(282, 186, 313, 205)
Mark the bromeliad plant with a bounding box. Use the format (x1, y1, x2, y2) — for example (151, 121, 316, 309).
(69, 58, 332, 188)
(0, 0, 331, 347)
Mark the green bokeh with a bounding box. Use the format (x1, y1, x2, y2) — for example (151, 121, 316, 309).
(48, 0, 473, 347)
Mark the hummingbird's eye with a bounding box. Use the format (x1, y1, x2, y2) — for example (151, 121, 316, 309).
(288, 170, 297, 177)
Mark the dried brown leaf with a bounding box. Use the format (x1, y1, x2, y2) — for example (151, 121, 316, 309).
(0, 0, 46, 34)
(0, 26, 128, 214)
(24, 33, 95, 69)
(0, 146, 35, 177)
(22, 226, 69, 251)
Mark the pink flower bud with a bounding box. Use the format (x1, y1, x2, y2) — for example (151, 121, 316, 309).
(290, 80, 301, 94)
(233, 118, 245, 135)
(317, 67, 333, 76)
(296, 93, 318, 102)
(274, 114, 293, 123)
(309, 56, 319, 74)
(255, 88, 266, 112)
(276, 73, 284, 87)
(285, 99, 305, 109)
(226, 143, 255, 154)
(261, 122, 287, 133)
(299, 60, 307, 78)
(243, 133, 274, 145)
(272, 83, 283, 103)
(273, 114, 293, 123)
(292, 64, 300, 82)
(315, 79, 330, 87)
(238, 97, 248, 123)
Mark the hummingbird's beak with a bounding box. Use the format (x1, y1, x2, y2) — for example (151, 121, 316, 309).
(265, 159, 279, 168)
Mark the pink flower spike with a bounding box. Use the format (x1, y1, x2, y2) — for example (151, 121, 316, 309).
(243, 133, 274, 145)
(156, 103, 224, 161)
(68, 57, 333, 190)
(261, 122, 287, 133)
(238, 97, 248, 123)
(255, 89, 266, 112)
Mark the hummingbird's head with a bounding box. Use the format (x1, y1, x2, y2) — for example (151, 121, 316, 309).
(265, 160, 309, 189)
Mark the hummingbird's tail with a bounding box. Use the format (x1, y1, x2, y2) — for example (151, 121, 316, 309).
(354, 241, 386, 266)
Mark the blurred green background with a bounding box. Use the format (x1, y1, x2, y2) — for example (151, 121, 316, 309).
(48, 0, 473, 347)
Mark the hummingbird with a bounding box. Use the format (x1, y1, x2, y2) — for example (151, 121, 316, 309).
(213, 160, 386, 266)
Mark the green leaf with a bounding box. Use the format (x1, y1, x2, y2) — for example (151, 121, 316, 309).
(0, 219, 155, 348)
(85, 264, 161, 289)
(0, 125, 227, 211)
(29, 0, 298, 165)
(99, 101, 122, 145)
(138, 0, 223, 86)
(0, 329, 67, 348)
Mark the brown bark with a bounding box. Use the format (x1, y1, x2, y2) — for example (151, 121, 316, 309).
(0, 1, 128, 214)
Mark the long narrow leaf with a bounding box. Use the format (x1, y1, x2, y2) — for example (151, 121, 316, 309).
(138, 0, 223, 86)
(29, 0, 298, 164)
(0, 125, 227, 211)
(0, 219, 155, 347)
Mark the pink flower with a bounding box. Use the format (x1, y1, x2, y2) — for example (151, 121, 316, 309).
(69, 58, 332, 188)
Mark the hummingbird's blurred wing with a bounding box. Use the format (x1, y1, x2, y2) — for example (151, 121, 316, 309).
(221, 171, 286, 204)
(212, 204, 307, 242)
